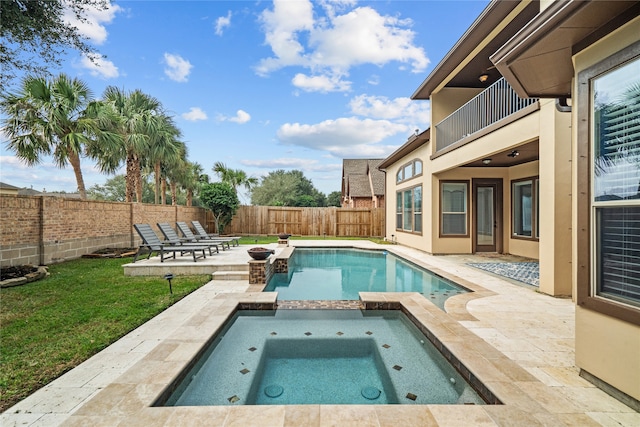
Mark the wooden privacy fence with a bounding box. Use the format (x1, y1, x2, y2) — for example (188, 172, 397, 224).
(216, 206, 385, 237)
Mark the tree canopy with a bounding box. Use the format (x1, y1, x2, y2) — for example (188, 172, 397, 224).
(326, 191, 343, 207)
(0, 0, 107, 83)
(250, 169, 326, 207)
(87, 174, 155, 203)
(199, 182, 239, 233)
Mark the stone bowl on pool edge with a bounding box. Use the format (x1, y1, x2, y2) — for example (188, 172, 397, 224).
(247, 247, 275, 260)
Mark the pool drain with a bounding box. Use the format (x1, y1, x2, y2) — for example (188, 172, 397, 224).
(361, 386, 381, 400)
(264, 384, 284, 398)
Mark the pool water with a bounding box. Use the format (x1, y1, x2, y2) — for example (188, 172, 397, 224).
(162, 310, 485, 406)
(264, 248, 468, 308)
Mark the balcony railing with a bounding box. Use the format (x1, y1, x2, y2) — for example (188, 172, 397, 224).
(435, 77, 538, 152)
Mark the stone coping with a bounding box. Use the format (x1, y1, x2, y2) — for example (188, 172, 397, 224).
(60, 291, 569, 426)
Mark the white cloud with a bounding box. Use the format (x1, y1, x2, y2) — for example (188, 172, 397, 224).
(256, 1, 428, 91)
(292, 73, 351, 93)
(218, 110, 251, 124)
(79, 53, 119, 78)
(64, 1, 122, 45)
(241, 158, 331, 171)
(349, 94, 430, 125)
(215, 11, 232, 35)
(182, 107, 208, 121)
(163, 53, 193, 82)
(277, 117, 407, 157)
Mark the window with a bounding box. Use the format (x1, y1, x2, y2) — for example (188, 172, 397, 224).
(441, 181, 468, 236)
(396, 192, 403, 229)
(577, 42, 640, 325)
(396, 159, 423, 183)
(591, 55, 640, 308)
(512, 178, 538, 239)
(403, 190, 412, 231)
(413, 186, 422, 233)
(396, 185, 422, 233)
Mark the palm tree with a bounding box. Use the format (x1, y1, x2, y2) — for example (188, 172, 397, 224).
(0, 74, 117, 199)
(146, 115, 183, 204)
(182, 162, 205, 206)
(98, 87, 162, 202)
(212, 161, 258, 194)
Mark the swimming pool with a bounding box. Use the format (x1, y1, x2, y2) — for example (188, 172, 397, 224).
(161, 310, 485, 406)
(264, 248, 468, 308)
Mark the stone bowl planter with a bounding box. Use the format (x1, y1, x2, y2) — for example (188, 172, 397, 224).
(247, 247, 275, 260)
(278, 233, 291, 240)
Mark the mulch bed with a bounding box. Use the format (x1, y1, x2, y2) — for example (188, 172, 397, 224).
(1, 265, 38, 281)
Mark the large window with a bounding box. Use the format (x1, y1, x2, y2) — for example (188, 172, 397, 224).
(396, 185, 422, 233)
(591, 55, 640, 307)
(396, 159, 423, 183)
(512, 177, 539, 239)
(441, 181, 468, 236)
(577, 42, 640, 324)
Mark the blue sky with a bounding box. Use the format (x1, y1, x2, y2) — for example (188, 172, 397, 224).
(1, 0, 488, 201)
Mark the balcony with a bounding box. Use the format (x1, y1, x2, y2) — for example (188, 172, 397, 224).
(435, 78, 538, 153)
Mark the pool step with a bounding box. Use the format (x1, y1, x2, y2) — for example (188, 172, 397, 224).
(211, 270, 249, 281)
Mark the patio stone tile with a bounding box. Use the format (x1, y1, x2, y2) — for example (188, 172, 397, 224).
(483, 405, 547, 427)
(117, 384, 166, 412)
(499, 351, 546, 367)
(72, 383, 133, 416)
(319, 405, 378, 427)
(587, 411, 640, 427)
(536, 367, 593, 388)
(118, 360, 183, 385)
(65, 414, 126, 427)
(556, 413, 607, 427)
(226, 405, 285, 427)
(560, 386, 639, 413)
(29, 386, 97, 414)
(145, 342, 180, 361)
(0, 412, 45, 426)
(429, 405, 497, 426)
(113, 406, 172, 426)
(374, 405, 438, 427)
(283, 405, 320, 427)
(515, 381, 583, 414)
(166, 406, 230, 426)
(165, 342, 206, 362)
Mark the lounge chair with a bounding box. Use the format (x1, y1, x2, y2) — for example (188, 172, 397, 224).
(133, 224, 207, 263)
(175, 222, 231, 250)
(191, 220, 240, 247)
(157, 223, 219, 255)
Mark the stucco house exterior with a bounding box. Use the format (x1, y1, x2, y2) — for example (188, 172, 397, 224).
(380, 0, 639, 408)
(341, 159, 385, 208)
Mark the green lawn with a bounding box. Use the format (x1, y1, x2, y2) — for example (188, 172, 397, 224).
(0, 257, 209, 412)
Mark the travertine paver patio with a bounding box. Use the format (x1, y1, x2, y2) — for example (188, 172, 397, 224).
(1, 241, 638, 426)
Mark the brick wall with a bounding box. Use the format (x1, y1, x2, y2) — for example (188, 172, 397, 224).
(0, 195, 208, 267)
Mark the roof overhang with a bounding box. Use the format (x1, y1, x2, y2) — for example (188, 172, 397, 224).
(378, 129, 430, 170)
(412, 0, 539, 100)
(491, 0, 640, 98)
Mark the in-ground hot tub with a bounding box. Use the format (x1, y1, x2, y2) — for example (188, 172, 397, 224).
(159, 310, 487, 406)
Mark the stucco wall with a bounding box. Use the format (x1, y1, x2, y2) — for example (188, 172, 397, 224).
(572, 17, 640, 401)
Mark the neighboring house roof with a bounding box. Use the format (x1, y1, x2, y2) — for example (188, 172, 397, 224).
(342, 159, 385, 198)
(412, 0, 539, 99)
(17, 187, 42, 196)
(348, 175, 372, 197)
(0, 182, 20, 191)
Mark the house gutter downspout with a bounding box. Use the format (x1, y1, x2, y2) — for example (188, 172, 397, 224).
(556, 97, 572, 113)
